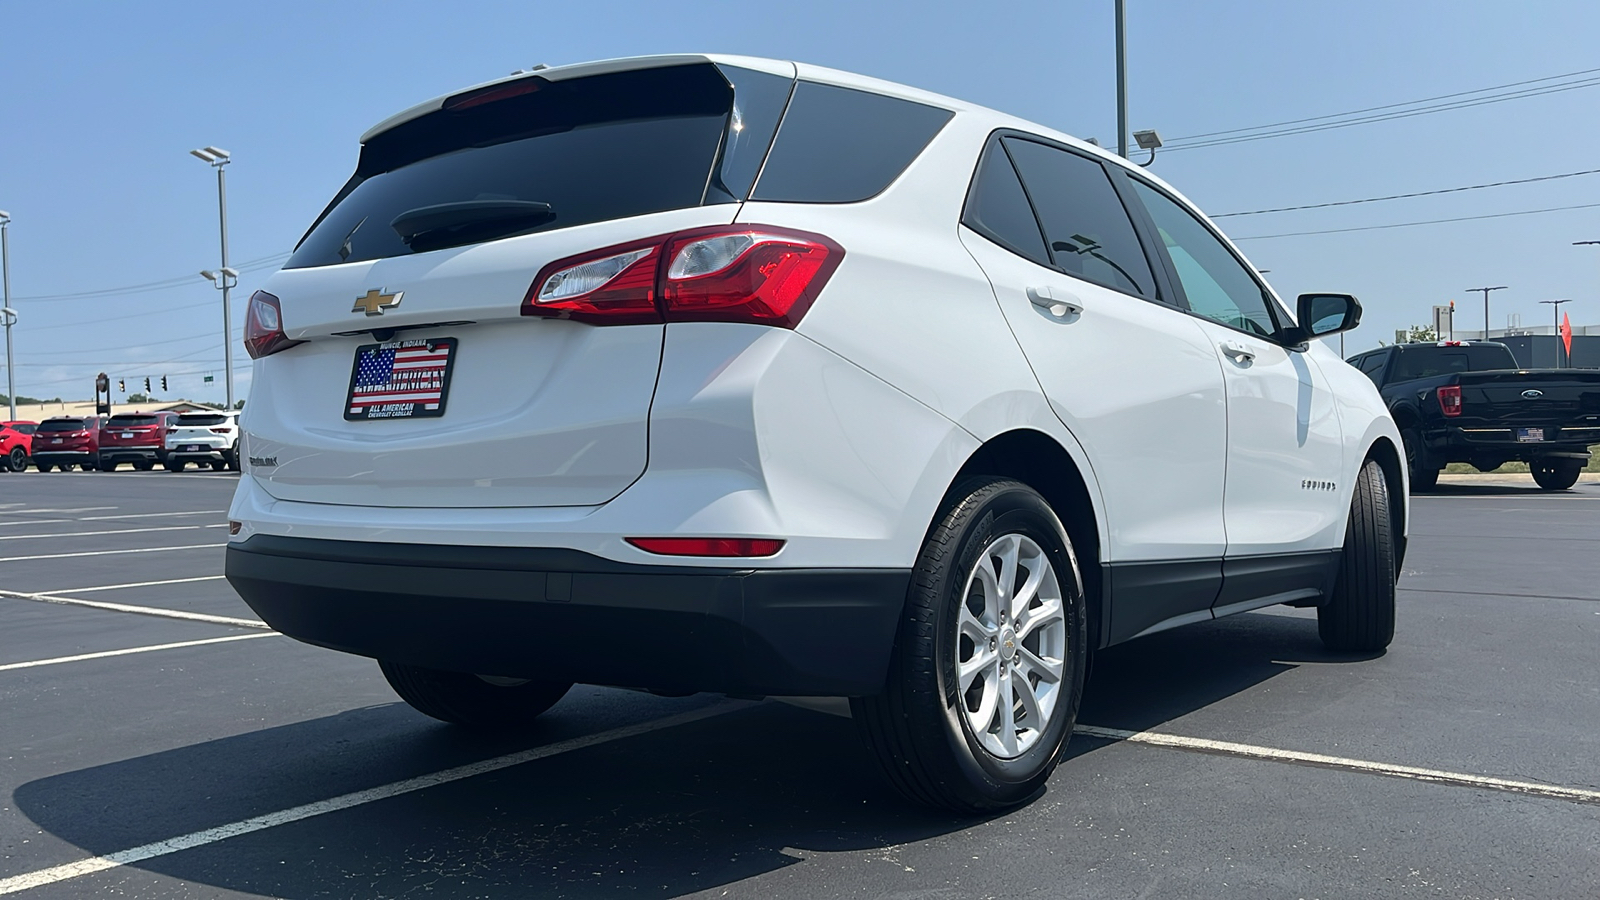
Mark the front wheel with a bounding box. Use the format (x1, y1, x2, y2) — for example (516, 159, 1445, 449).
(1318, 460, 1397, 652)
(1531, 459, 1582, 491)
(3, 447, 24, 472)
(378, 660, 572, 732)
(852, 478, 1088, 813)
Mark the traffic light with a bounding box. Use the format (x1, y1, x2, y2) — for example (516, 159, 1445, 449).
(118, 378, 125, 392)
(144, 377, 151, 392)
(161, 376, 168, 391)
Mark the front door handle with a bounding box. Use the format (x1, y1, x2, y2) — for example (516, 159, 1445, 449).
(1026, 286, 1084, 318)
(1220, 341, 1256, 363)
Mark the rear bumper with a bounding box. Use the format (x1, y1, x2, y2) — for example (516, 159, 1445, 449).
(32, 451, 94, 463)
(100, 447, 165, 463)
(225, 535, 910, 697)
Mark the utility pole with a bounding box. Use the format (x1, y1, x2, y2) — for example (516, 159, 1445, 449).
(1540, 299, 1572, 367)
(1466, 285, 1507, 340)
(1115, 0, 1128, 159)
(0, 210, 14, 421)
(191, 147, 236, 409)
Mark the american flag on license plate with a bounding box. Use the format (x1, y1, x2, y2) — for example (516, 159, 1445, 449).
(346, 338, 456, 420)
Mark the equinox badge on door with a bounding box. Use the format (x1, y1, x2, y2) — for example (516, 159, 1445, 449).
(353, 288, 403, 316)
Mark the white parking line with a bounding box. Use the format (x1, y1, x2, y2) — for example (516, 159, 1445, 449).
(52, 575, 228, 594)
(0, 524, 227, 542)
(0, 506, 117, 515)
(0, 702, 744, 896)
(1075, 724, 1600, 805)
(76, 511, 222, 521)
(0, 589, 268, 629)
(0, 520, 69, 528)
(0, 633, 277, 672)
(0, 543, 224, 562)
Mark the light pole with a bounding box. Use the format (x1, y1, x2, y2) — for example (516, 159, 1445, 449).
(1540, 299, 1573, 367)
(1, 210, 14, 421)
(1466, 285, 1507, 340)
(191, 146, 235, 409)
(1115, 0, 1127, 158)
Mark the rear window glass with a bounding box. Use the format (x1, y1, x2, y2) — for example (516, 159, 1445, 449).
(107, 415, 159, 426)
(1393, 345, 1518, 380)
(750, 83, 953, 203)
(38, 419, 88, 432)
(962, 138, 1049, 266)
(289, 64, 789, 269)
(178, 414, 229, 426)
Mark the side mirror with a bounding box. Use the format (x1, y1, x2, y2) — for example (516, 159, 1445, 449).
(1289, 293, 1361, 344)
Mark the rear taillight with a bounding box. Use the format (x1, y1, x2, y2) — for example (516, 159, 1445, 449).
(1438, 385, 1463, 417)
(522, 226, 843, 328)
(209, 428, 231, 434)
(625, 537, 785, 558)
(244, 291, 303, 359)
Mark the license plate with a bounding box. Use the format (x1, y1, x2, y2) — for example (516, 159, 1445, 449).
(183, 444, 203, 452)
(51, 438, 62, 444)
(345, 337, 457, 421)
(1517, 427, 1546, 442)
(121, 432, 134, 439)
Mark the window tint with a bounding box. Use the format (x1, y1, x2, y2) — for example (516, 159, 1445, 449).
(108, 415, 160, 427)
(962, 138, 1049, 266)
(1355, 353, 1387, 383)
(1130, 180, 1279, 338)
(178, 414, 230, 426)
(289, 65, 743, 268)
(37, 419, 88, 433)
(1003, 138, 1155, 297)
(1392, 345, 1517, 380)
(751, 83, 953, 203)
(16, 424, 33, 434)
(705, 66, 794, 204)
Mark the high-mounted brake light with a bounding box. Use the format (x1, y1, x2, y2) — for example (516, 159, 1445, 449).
(443, 79, 541, 111)
(243, 291, 303, 359)
(626, 537, 786, 558)
(1438, 385, 1463, 417)
(522, 226, 843, 329)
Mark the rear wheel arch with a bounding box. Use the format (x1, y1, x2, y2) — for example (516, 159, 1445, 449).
(942, 429, 1105, 650)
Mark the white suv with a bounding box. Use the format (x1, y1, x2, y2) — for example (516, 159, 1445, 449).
(226, 54, 1406, 812)
(165, 410, 241, 471)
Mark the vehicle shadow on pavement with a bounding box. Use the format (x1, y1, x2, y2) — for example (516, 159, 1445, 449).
(12, 613, 1365, 897)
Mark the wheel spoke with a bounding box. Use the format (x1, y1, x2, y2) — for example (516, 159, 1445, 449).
(1015, 597, 1063, 641)
(994, 534, 1021, 609)
(1014, 669, 1046, 731)
(1010, 552, 1047, 619)
(958, 647, 996, 692)
(997, 669, 1019, 756)
(1016, 645, 1063, 685)
(960, 604, 997, 642)
(968, 660, 1000, 734)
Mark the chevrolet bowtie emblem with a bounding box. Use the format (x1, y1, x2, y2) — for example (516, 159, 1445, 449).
(353, 288, 403, 316)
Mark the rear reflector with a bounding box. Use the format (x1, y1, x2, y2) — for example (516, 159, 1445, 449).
(626, 537, 786, 558)
(1438, 384, 1462, 417)
(523, 226, 842, 328)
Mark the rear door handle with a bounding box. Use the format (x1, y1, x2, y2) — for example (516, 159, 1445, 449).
(1026, 286, 1083, 318)
(1220, 341, 1256, 363)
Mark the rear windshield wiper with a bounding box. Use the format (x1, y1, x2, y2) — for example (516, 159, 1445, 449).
(390, 200, 556, 252)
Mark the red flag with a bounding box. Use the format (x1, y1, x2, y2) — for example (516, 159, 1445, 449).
(1561, 312, 1574, 358)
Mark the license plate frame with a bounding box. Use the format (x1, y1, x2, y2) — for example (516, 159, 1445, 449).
(183, 444, 203, 452)
(1516, 426, 1546, 443)
(344, 337, 458, 422)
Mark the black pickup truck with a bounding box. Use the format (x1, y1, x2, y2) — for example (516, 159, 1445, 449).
(1346, 341, 1600, 491)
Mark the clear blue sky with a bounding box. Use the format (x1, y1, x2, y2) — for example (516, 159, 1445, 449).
(2, 0, 1598, 404)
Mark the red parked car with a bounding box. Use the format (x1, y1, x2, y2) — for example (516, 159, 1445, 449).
(98, 411, 181, 471)
(0, 420, 37, 472)
(32, 417, 104, 472)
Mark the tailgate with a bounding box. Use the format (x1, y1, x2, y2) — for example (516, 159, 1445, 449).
(1456, 370, 1600, 432)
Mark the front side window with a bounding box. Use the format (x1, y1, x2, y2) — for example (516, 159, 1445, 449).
(1130, 180, 1281, 338)
(1003, 138, 1155, 298)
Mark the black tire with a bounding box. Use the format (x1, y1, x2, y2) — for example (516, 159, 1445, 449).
(851, 478, 1088, 813)
(5, 447, 25, 472)
(1530, 459, 1582, 491)
(226, 447, 241, 472)
(378, 660, 572, 731)
(99, 461, 118, 472)
(133, 461, 154, 471)
(34, 462, 51, 473)
(166, 460, 185, 473)
(1318, 460, 1397, 652)
(1400, 427, 1438, 493)
(210, 460, 226, 471)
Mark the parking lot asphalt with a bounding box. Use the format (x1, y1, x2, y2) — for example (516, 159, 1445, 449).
(1, 472, 1597, 899)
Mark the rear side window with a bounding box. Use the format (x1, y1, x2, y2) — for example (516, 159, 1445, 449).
(289, 64, 784, 269)
(750, 83, 952, 203)
(108, 415, 159, 427)
(962, 138, 1049, 266)
(178, 414, 229, 426)
(1003, 138, 1156, 298)
(37, 420, 87, 433)
(16, 424, 33, 434)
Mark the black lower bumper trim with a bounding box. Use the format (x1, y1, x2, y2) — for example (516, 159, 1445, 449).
(225, 535, 910, 697)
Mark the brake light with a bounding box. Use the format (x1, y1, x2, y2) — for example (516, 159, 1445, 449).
(1438, 385, 1463, 417)
(522, 226, 843, 328)
(244, 291, 303, 359)
(625, 537, 786, 558)
(209, 428, 231, 434)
